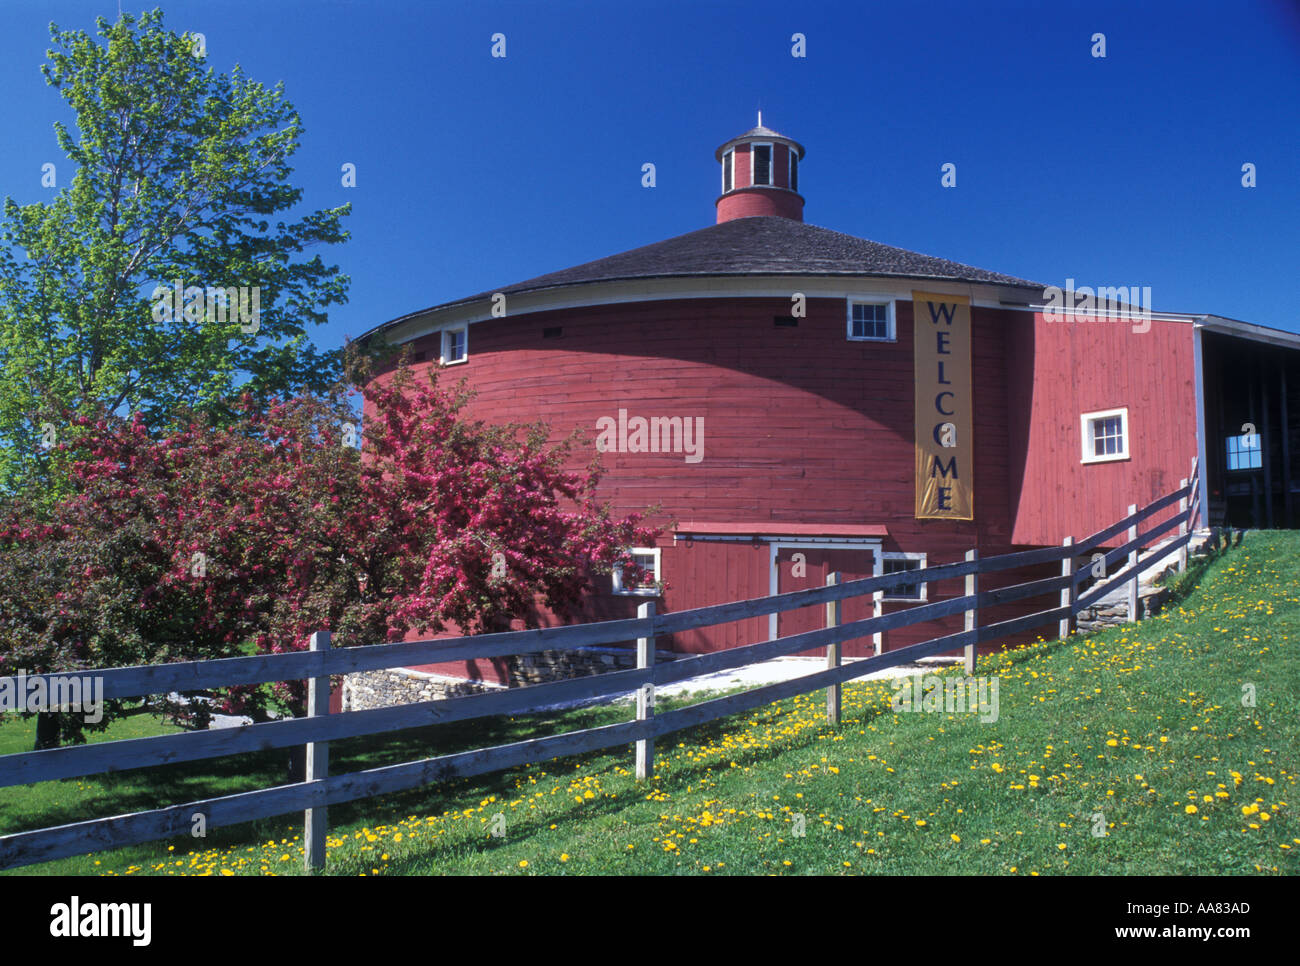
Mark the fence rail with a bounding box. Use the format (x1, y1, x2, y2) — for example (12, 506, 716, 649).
(0, 461, 1201, 871)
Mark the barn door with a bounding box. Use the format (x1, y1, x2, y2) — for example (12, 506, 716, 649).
(774, 546, 876, 658)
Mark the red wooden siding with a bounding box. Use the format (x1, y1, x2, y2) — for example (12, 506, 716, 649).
(661, 540, 769, 652)
(368, 293, 1194, 661)
(1005, 312, 1197, 547)
(716, 188, 803, 222)
(379, 297, 1017, 542)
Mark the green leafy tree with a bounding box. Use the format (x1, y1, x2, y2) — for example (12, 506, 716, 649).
(0, 8, 350, 496)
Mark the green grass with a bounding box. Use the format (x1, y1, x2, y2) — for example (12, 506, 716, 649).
(3, 531, 1297, 876)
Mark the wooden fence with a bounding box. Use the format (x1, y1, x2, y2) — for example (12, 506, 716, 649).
(0, 466, 1201, 871)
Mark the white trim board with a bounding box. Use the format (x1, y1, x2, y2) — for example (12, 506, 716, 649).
(1193, 325, 1209, 522)
(373, 276, 1061, 347)
(1080, 407, 1131, 464)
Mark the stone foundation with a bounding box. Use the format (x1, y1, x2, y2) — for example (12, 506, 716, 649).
(340, 646, 670, 711)
(340, 667, 500, 711)
(1074, 587, 1169, 635)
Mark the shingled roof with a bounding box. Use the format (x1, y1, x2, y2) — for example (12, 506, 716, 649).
(715, 124, 806, 160)
(370, 216, 1045, 337)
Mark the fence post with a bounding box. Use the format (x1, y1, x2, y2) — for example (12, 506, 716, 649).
(1059, 536, 1074, 639)
(1127, 503, 1140, 622)
(635, 601, 656, 781)
(826, 572, 841, 725)
(872, 585, 883, 657)
(1178, 478, 1189, 572)
(304, 629, 330, 872)
(963, 550, 978, 675)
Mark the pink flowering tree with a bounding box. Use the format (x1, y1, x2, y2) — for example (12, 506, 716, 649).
(0, 357, 660, 748)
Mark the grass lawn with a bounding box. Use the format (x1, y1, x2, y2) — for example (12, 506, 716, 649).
(2, 530, 1297, 876)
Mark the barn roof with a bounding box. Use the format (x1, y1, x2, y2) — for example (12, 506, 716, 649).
(366, 216, 1046, 340)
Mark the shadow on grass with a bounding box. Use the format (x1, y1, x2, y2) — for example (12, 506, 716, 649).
(1155, 529, 1242, 607)
(4, 687, 760, 871)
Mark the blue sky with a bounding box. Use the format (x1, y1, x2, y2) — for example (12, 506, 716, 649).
(2, 0, 1298, 350)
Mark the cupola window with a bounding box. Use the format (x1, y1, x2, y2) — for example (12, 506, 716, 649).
(752, 143, 773, 186)
(722, 149, 734, 193)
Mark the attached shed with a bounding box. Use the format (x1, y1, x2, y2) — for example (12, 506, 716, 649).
(1195, 319, 1300, 530)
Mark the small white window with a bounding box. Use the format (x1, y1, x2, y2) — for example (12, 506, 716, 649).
(613, 547, 661, 596)
(1080, 407, 1129, 463)
(751, 143, 773, 186)
(440, 326, 468, 365)
(789, 150, 798, 192)
(722, 149, 734, 193)
(877, 552, 927, 601)
(847, 300, 895, 341)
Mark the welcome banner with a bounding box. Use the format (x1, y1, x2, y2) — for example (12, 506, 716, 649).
(913, 291, 974, 520)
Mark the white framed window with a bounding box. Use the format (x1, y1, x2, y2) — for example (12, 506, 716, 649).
(877, 552, 927, 601)
(1226, 432, 1261, 471)
(751, 142, 773, 186)
(847, 299, 896, 341)
(612, 547, 661, 596)
(722, 149, 734, 194)
(789, 150, 798, 192)
(440, 325, 468, 365)
(1080, 407, 1129, 463)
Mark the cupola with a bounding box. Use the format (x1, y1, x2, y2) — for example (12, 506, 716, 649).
(714, 113, 806, 223)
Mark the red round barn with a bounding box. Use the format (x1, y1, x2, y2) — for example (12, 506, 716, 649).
(359, 117, 1223, 684)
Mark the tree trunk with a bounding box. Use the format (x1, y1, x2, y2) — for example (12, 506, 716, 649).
(34, 711, 61, 750)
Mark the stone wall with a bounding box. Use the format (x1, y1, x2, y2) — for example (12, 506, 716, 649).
(1074, 587, 1169, 635)
(340, 667, 499, 711)
(340, 645, 667, 712)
